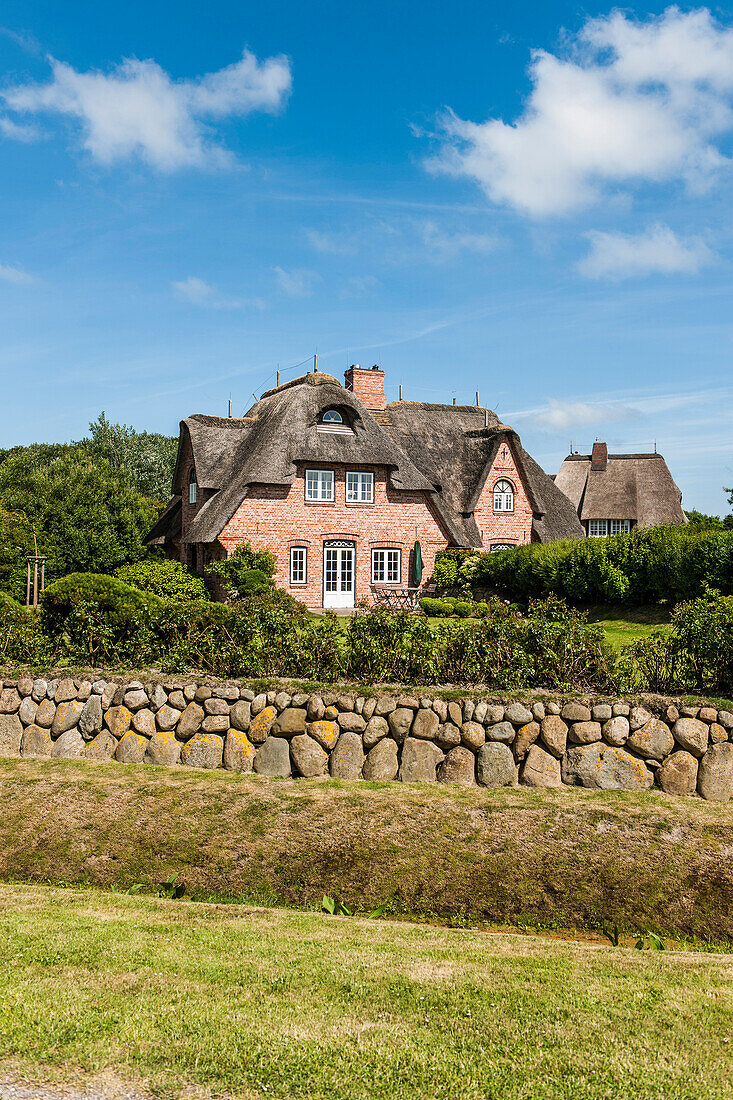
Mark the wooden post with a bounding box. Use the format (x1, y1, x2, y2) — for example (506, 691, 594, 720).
(26, 558, 31, 608)
(33, 558, 38, 606)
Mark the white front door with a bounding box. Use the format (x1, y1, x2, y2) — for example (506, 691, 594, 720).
(323, 541, 355, 608)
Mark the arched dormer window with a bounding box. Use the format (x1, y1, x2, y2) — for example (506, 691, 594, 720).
(493, 479, 514, 513)
(189, 469, 197, 505)
(317, 407, 354, 434)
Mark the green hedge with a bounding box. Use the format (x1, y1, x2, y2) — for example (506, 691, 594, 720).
(472, 526, 733, 605)
(2, 574, 731, 695)
(114, 559, 209, 602)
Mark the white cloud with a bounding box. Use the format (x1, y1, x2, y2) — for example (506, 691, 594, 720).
(172, 276, 264, 310)
(0, 116, 40, 141)
(578, 223, 713, 279)
(419, 221, 497, 259)
(430, 7, 733, 216)
(273, 266, 320, 297)
(0, 262, 33, 284)
(533, 398, 639, 432)
(305, 228, 359, 255)
(339, 274, 381, 299)
(1, 49, 291, 170)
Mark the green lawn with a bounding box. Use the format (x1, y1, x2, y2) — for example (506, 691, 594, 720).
(312, 605, 671, 650)
(585, 604, 671, 651)
(1, 884, 732, 1100)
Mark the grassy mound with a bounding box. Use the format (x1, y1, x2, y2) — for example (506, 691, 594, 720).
(1, 759, 732, 940)
(1, 884, 732, 1100)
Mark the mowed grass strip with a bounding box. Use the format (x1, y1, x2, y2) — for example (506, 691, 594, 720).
(0, 885, 732, 1100)
(1, 759, 733, 938)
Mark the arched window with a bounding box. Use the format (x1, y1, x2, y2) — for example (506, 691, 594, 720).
(321, 409, 343, 423)
(189, 469, 197, 505)
(493, 479, 514, 513)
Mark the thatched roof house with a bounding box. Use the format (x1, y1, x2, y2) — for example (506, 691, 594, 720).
(148, 365, 583, 608)
(554, 441, 687, 537)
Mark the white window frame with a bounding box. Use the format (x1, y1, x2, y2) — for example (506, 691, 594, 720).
(490, 543, 514, 552)
(588, 519, 608, 537)
(493, 479, 515, 513)
(188, 472, 197, 505)
(305, 468, 335, 502)
(609, 520, 631, 535)
(346, 470, 374, 504)
(371, 548, 401, 584)
(290, 547, 307, 585)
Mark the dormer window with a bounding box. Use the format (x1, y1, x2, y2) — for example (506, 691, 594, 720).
(188, 470, 197, 505)
(317, 407, 354, 434)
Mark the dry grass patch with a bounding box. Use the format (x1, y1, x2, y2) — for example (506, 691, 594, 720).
(0, 759, 732, 938)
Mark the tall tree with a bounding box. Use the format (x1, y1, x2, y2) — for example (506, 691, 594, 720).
(0, 446, 159, 585)
(84, 413, 177, 500)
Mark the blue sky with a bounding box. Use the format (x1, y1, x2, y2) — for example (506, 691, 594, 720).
(0, 1, 732, 513)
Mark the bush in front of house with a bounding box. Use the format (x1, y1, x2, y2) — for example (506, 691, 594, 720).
(347, 596, 615, 690)
(617, 593, 733, 695)
(472, 525, 733, 606)
(205, 542, 278, 602)
(0, 596, 50, 666)
(115, 558, 209, 602)
(40, 573, 164, 665)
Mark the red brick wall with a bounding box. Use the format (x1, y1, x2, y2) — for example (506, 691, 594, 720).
(217, 464, 450, 609)
(472, 439, 534, 549)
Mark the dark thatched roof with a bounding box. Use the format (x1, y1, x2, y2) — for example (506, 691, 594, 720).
(554, 452, 687, 527)
(150, 371, 585, 549)
(180, 373, 435, 545)
(145, 495, 181, 547)
(380, 401, 583, 545)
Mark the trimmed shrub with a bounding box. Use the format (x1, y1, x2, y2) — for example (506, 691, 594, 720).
(40, 573, 163, 664)
(115, 558, 208, 602)
(453, 600, 473, 617)
(473, 526, 733, 606)
(205, 543, 277, 602)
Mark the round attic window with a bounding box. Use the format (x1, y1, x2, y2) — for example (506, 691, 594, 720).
(321, 409, 343, 423)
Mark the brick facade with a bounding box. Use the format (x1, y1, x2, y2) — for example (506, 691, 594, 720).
(473, 438, 534, 549)
(218, 464, 449, 609)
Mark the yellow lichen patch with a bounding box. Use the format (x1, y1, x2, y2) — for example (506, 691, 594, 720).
(146, 729, 181, 767)
(224, 728, 255, 772)
(104, 706, 133, 738)
(307, 720, 339, 751)
(248, 706, 277, 742)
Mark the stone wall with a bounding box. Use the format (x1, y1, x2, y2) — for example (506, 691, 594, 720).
(1, 675, 732, 801)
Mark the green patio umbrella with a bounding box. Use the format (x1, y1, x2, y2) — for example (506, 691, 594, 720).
(413, 540, 423, 586)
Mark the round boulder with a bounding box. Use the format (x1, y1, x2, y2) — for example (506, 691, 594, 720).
(290, 734, 329, 778)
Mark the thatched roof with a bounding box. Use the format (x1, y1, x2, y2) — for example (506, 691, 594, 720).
(380, 402, 583, 545)
(178, 373, 434, 545)
(150, 371, 584, 549)
(554, 452, 687, 526)
(145, 495, 182, 547)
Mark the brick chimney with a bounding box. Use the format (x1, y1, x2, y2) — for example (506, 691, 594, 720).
(591, 441, 608, 471)
(344, 364, 386, 411)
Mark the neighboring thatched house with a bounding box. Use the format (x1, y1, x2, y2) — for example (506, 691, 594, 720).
(147, 365, 582, 608)
(554, 441, 687, 537)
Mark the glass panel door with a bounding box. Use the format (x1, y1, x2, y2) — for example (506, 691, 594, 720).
(323, 542, 355, 608)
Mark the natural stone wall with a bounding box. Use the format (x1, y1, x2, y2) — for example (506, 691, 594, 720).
(1, 675, 732, 801)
